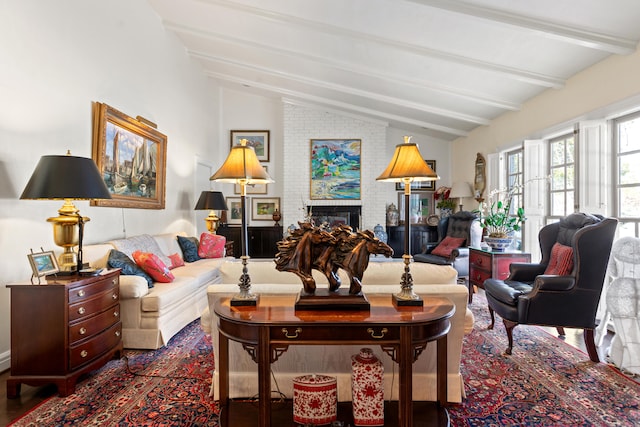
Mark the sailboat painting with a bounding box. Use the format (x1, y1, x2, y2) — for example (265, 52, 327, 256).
(92, 102, 167, 209)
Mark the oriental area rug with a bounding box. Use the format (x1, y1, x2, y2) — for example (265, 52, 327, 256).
(9, 294, 640, 427)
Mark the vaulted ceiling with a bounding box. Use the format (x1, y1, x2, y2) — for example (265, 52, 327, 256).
(147, 0, 640, 141)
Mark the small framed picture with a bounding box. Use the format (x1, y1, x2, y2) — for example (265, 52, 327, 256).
(27, 250, 59, 279)
(230, 130, 270, 162)
(226, 197, 244, 225)
(235, 166, 268, 195)
(252, 197, 280, 221)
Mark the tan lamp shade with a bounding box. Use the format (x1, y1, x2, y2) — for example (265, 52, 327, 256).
(210, 140, 273, 185)
(376, 136, 439, 182)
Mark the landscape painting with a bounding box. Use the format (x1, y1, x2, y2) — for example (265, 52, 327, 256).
(310, 139, 361, 200)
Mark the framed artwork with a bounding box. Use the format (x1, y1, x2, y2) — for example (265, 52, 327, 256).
(27, 250, 59, 279)
(395, 159, 437, 191)
(310, 139, 361, 200)
(230, 130, 270, 162)
(398, 191, 434, 224)
(91, 102, 167, 209)
(226, 197, 243, 225)
(252, 197, 280, 221)
(235, 166, 268, 194)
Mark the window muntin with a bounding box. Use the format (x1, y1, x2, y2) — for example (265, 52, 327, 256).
(615, 112, 640, 220)
(549, 133, 575, 217)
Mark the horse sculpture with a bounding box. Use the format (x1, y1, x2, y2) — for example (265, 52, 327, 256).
(275, 222, 336, 295)
(275, 223, 393, 296)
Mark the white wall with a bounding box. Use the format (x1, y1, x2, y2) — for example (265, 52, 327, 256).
(0, 1, 219, 370)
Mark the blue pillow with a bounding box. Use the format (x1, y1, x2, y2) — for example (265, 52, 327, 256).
(177, 235, 201, 262)
(107, 249, 154, 288)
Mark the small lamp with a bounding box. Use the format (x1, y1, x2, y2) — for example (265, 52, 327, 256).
(194, 191, 228, 233)
(449, 182, 473, 212)
(210, 139, 273, 306)
(377, 136, 439, 306)
(20, 151, 112, 273)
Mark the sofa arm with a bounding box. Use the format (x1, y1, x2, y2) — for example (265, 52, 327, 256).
(119, 275, 150, 299)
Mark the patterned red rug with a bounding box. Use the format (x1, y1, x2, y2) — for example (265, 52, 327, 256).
(8, 296, 640, 426)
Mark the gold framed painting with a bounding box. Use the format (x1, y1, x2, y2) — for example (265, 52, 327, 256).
(91, 102, 167, 209)
(252, 197, 280, 221)
(230, 130, 270, 162)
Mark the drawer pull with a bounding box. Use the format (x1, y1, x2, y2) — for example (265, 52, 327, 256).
(77, 290, 85, 297)
(79, 327, 87, 335)
(112, 293, 118, 300)
(78, 307, 86, 315)
(282, 327, 302, 339)
(80, 350, 88, 358)
(367, 328, 388, 339)
(114, 310, 119, 317)
(115, 331, 121, 337)
(112, 278, 117, 285)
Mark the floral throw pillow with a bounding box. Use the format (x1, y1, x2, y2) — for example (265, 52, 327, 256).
(168, 253, 185, 269)
(431, 236, 466, 258)
(544, 242, 574, 276)
(132, 250, 175, 283)
(198, 233, 226, 259)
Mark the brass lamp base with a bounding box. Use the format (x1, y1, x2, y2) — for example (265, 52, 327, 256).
(392, 254, 423, 307)
(230, 256, 259, 306)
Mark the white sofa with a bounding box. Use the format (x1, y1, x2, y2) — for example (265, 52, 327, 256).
(82, 232, 230, 349)
(202, 258, 473, 403)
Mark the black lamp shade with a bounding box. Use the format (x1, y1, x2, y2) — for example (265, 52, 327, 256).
(194, 191, 228, 211)
(20, 155, 111, 200)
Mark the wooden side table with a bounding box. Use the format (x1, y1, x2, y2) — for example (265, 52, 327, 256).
(468, 248, 531, 303)
(6, 269, 123, 398)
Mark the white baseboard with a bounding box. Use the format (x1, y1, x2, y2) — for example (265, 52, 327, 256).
(0, 350, 10, 373)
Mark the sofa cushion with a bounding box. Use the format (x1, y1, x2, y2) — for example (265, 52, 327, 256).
(198, 233, 226, 259)
(544, 242, 574, 276)
(177, 235, 201, 262)
(107, 249, 154, 288)
(110, 234, 172, 268)
(133, 251, 175, 283)
(431, 236, 465, 258)
(168, 253, 185, 269)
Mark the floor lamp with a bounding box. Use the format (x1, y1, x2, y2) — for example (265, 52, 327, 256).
(377, 136, 439, 306)
(210, 139, 273, 306)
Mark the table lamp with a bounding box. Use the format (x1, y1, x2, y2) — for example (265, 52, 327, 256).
(194, 191, 228, 233)
(449, 182, 473, 212)
(377, 136, 439, 306)
(210, 139, 273, 306)
(20, 151, 112, 273)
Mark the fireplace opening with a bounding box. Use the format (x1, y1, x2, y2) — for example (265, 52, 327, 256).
(308, 205, 361, 230)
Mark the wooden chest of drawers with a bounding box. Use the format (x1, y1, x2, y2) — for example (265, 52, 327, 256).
(468, 248, 531, 303)
(6, 269, 123, 398)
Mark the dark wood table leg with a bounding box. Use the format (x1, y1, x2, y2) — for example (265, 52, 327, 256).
(258, 326, 271, 427)
(218, 332, 229, 408)
(398, 326, 412, 427)
(437, 333, 448, 406)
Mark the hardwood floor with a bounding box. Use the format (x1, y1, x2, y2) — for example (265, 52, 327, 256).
(0, 292, 616, 425)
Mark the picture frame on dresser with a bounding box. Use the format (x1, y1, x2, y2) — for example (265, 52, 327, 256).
(252, 197, 280, 221)
(27, 250, 59, 281)
(91, 102, 168, 209)
(226, 197, 243, 225)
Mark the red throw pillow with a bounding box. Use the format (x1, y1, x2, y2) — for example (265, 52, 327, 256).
(168, 253, 185, 269)
(544, 242, 574, 275)
(431, 236, 466, 258)
(132, 250, 175, 283)
(198, 233, 226, 259)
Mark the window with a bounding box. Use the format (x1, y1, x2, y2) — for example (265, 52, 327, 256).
(506, 149, 523, 212)
(614, 111, 640, 237)
(549, 132, 576, 218)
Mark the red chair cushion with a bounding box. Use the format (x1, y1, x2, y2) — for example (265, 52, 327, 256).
(198, 233, 226, 259)
(544, 242, 574, 275)
(132, 251, 175, 283)
(431, 236, 466, 258)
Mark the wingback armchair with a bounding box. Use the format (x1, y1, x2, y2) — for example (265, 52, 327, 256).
(414, 211, 482, 279)
(483, 212, 618, 362)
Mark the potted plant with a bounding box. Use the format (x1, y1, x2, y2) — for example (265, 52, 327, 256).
(434, 186, 456, 217)
(479, 186, 526, 251)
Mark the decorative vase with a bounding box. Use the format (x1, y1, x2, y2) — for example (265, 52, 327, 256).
(484, 235, 514, 252)
(293, 374, 337, 426)
(386, 203, 399, 226)
(439, 207, 452, 219)
(373, 224, 388, 244)
(351, 348, 384, 426)
(272, 208, 281, 226)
